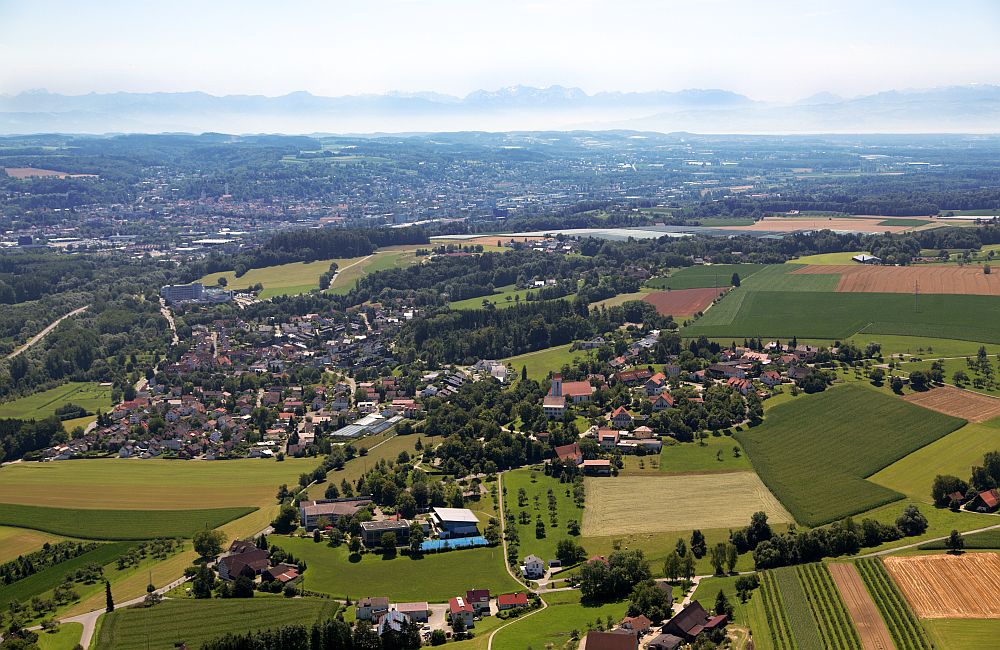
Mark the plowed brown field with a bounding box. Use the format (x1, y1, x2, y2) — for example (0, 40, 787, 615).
(883, 553, 1000, 618)
(900, 385, 1000, 422)
(642, 287, 727, 317)
(792, 264, 1000, 295)
(829, 563, 895, 650)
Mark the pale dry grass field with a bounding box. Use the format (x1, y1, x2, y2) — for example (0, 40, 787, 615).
(581, 472, 793, 536)
(883, 553, 1000, 618)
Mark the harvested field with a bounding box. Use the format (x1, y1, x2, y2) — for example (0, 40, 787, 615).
(730, 217, 914, 233)
(3, 167, 96, 179)
(581, 472, 792, 536)
(434, 235, 542, 247)
(900, 385, 1000, 422)
(793, 264, 1000, 296)
(883, 553, 1000, 619)
(642, 287, 727, 317)
(828, 563, 895, 650)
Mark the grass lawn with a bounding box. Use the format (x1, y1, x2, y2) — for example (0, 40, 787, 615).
(659, 436, 752, 474)
(0, 542, 134, 609)
(36, 623, 82, 650)
(646, 264, 767, 290)
(846, 334, 998, 359)
(791, 252, 867, 264)
(502, 467, 585, 562)
(870, 418, 1000, 503)
(691, 574, 756, 628)
(902, 356, 1000, 397)
(0, 457, 319, 509)
(272, 537, 520, 602)
(94, 597, 339, 650)
(0, 504, 253, 540)
(923, 618, 1000, 650)
(502, 344, 590, 382)
(0, 382, 112, 425)
(686, 288, 1000, 344)
(492, 590, 628, 650)
(199, 256, 368, 299)
(736, 383, 965, 527)
(0, 525, 64, 563)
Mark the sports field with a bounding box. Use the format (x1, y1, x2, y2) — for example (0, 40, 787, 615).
(646, 263, 766, 290)
(901, 385, 1000, 422)
(502, 343, 589, 381)
(0, 382, 112, 422)
(94, 598, 339, 650)
(0, 503, 252, 539)
(642, 287, 727, 317)
(0, 525, 63, 563)
(199, 256, 368, 298)
(735, 384, 965, 526)
(0, 457, 319, 509)
(581, 473, 792, 536)
(272, 537, 520, 601)
(871, 418, 1000, 502)
(883, 553, 1000, 619)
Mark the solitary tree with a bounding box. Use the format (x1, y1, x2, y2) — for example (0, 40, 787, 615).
(946, 529, 965, 554)
(105, 580, 114, 612)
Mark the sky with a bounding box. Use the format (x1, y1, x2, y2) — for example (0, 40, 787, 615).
(2, 0, 999, 102)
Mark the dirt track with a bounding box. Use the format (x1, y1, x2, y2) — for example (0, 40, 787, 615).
(793, 264, 1000, 295)
(828, 563, 895, 650)
(642, 287, 727, 317)
(901, 385, 1000, 422)
(884, 553, 1000, 618)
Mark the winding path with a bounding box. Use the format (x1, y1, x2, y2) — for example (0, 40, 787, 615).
(5, 305, 89, 360)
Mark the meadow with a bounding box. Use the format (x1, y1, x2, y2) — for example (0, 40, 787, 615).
(0, 382, 112, 424)
(920, 529, 1000, 550)
(36, 623, 82, 650)
(94, 598, 339, 650)
(0, 525, 63, 563)
(0, 542, 134, 608)
(327, 248, 419, 295)
(448, 284, 543, 310)
(923, 619, 1000, 650)
(198, 256, 368, 298)
(658, 436, 751, 474)
(272, 537, 520, 601)
(502, 467, 585, 561)
(0, 457, 319, 509)
(646, 263, 766, 290)
(792, 252, 867, 264)
(501, 343, 589, 381)
(0, 504, 252, 540)
(870, 418, 1000, 502)
(735, 384, 965, 527)
(491, 590, 628, 650)
(687, 289, 1000, 348)
(303, 433, 419, 500)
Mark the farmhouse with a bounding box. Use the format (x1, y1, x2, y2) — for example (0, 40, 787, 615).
(357, 596, 390, 621)
(583, 631, 638, 650)
(609, 406, 634, 428)
(262, 563, 299, 584)
(598, 429, 620, 449)
(648, 392, 675, 411)
(968, 488, 1000, 513)
(553, 442, 583, 465)
(448, 596, 475, 628)
(662, 601, 727, 642)
(432, 507, 480, 538)
(647, 633, 685, 650)
(217, 548, 270, 581)
(497, 592, 529, 610)
(582, 459, 612, 476)
(620, 615, 652, 635)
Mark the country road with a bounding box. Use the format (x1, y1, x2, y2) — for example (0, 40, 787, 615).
(5, 305, 89, 360)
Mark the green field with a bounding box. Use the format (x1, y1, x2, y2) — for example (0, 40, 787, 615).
(903, 356, 1000, 397)
(846, 334, 998, 359)
(923, 619, 1000, 650)
(36, 623, 82, 650)
(870, 418, 1000, 503)
(796, 563, 860, 650)
(502, 344, 590, 382)
(0, 504, 253, 540)
(919, 528, 1000, 550)
(646, 264, 767, 290)
(303, 433, 419, 500)
(659, 436, 752, 474)
(94, 598, 339, 650)
(502, 467, 585, 561)
(0, 382, 112, 424)
(758, 570, 796, 650)
(449, 284, 542, 310)
(492, 590, 628, 650)
(792, 252, 867, 265)
(0, 457, 320, 510)
(736, 384, 965, 526)
(880, 219, 931, 227)
(590, 290, 652, 309)
(272, 537, 520, 602)
(327, 248, 419, 295)
(855, 558, 932, 650)
(686, 289, 1000, 344)
(740, 264, 841, 292)
(198, 256, 367, 298)
(0, 542, 134, 608)
(772, 566, 824, 650)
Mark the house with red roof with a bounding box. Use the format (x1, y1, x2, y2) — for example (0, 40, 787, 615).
(969, 488, 1000, 513)
(760, 370, 783, 387)
(465, 589, 491, 615)
(609, 406, 635, 429)
(553, 442, 583, 466)
(497, 592, 530, 610)
(644, 373, 668, 396)
(649, 392, 674, 411)
(726, 377, 752, 395)
(448, 596, 475, 628)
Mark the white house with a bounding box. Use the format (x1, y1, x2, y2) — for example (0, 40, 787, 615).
(523, 555, 546, 579)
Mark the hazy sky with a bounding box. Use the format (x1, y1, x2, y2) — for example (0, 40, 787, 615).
(2, 0, 999, 101)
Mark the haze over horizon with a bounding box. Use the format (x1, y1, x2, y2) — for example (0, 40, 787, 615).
(3, 0, 999, 103)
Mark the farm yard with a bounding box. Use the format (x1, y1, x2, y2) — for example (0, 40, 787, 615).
(93, 598, 339, 650)
(882, 553, 1000, 619)
(900, 385, 1000, 422)
(641, 287, 728, 318)
(581, 473, 792, 536)
(735, 384, 965, 526)
(827, 562, 895, 650)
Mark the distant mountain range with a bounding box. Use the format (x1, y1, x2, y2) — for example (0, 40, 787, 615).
(1, 84, 998, 134)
